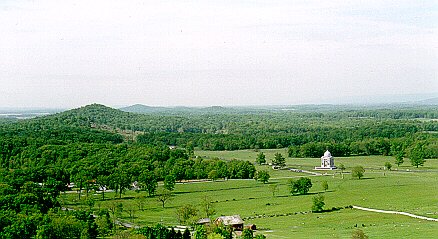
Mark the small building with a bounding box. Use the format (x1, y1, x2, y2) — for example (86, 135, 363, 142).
(215, 215, 244, 231)
(197, 218, 211, 226)
(314, 150, 337, 170)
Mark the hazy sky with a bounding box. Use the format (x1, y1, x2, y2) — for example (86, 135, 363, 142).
(1, 0, 437, 108)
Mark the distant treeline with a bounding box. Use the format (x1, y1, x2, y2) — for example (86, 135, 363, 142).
(1, 104, 436, 156)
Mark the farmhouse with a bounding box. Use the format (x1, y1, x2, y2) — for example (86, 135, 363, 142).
(215, 215, 244, 230)
(197, 218, 211, 226)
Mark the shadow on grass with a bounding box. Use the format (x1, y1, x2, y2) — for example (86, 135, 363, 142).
(355, 177, 375, 180)
(172, 184, 266, 195)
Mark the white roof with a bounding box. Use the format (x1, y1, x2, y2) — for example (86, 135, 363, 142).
(215, 215, 244, 225)
(324, 150, 331, 157)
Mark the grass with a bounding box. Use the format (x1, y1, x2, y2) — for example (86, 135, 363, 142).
(61, 149, 438, 238)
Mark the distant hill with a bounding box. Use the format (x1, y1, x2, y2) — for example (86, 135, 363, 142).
(119, 104, 169, 113)
(413, 97, 438, 105)
(325, 93, 438, 105)
(119, 104, 234, 114)
(0, 104, 125, 144)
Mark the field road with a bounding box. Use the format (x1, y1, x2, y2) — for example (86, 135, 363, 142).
(352, 205, 438, 222)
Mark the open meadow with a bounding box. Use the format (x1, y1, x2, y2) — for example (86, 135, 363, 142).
(62, 149, 438, 238)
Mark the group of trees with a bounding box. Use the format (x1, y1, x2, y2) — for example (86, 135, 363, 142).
(35, 104, 436, 156)
(287, 137, 437, 160)
(136, 224, 191, 239)
(0, 136, 255, 238)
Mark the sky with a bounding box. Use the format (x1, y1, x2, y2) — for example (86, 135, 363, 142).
(0, 0, 437, 108)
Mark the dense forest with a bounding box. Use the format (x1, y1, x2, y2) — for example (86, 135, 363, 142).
(0, 103, 437, 238)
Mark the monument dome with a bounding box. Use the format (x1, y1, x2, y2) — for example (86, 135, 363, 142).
(315, 150, 336, 170)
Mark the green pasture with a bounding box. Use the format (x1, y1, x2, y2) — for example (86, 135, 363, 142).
(62, 150, 438, 238)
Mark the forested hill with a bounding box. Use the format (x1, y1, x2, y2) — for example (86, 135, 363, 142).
(0, 104, 125, 144)
(1, 103, 437, 156)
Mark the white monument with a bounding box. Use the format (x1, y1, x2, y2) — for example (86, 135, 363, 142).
(315, 150, 337, 170)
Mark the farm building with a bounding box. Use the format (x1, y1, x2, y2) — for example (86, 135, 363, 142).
(197, 218, 211, 226)
(215, 215, 244, 230)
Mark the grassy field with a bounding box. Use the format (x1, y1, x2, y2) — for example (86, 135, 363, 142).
(62, 149, 438, 238)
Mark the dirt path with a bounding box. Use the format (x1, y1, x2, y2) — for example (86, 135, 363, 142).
(352, 205, 438, 222)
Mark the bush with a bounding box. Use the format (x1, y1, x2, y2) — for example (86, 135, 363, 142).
(289, 177, 312, 195)
(351, 166, 365, 179)
(311, 193, 325, 212)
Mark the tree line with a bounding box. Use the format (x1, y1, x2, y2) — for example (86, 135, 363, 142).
(0, 139, 255, 238)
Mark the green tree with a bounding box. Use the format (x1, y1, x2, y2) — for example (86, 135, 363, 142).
(351, 166, 365, 179)
(289, 177, 312, 195)
(321, 180, 328, 192)
(208, 170, 219, 181)
(176, 204, 198, 225)
(96, 175, 108, 201)
(212, 225, 232, 239)
(109, 168, 131, 198)
(394, 151, 404, 167)
(255, 235, 267, 239)
(164, 175, 176, 191)
(410, 144, 426, 168)
(36, 214, 85, 239)
(157, 189, 172, 208)
(95, 209, 112, 237)
(139, 171, 157, 197)
(254, 170, 270, 184)
(85, 197, 95, 211)
(242, 228, 254, 239)
(72, 169, 89, 200)
(272, 153, 286, 167)
(194, 225, 207, 239)
(256, 152, 266, 165)
(186, 141, 195, 157)
(107, 201, 123, 228)
(311, 193, 325, 212)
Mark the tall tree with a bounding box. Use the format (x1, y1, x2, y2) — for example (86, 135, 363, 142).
(109, 169, 131, 198)
(394, 151, 404, 167)
(96, 175, 108, 200)
(139, 171, 158, 197)
(410, 144, 426, 168)
(256, 152, 266, 165)
(254, 170, 270, 184)
(176, 204, 198, 225)
(272, 153, 286, 168)
(164, 174, 176, 191)
(157, 189, 172, 208)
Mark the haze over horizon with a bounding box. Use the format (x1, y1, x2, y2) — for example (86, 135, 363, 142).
(1, 0, 437, 108)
